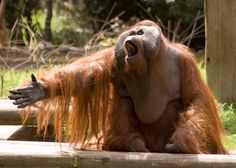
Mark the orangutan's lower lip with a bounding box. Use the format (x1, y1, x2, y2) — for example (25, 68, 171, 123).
(125, 40, 138, 57)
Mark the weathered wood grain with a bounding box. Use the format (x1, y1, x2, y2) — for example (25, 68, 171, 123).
(205, 0, 236, 103)
(0, 140, 236, 168)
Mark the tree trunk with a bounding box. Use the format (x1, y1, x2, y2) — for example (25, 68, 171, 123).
(205, 0, 236, 103)
(44, 0, 53, 42)
(0, 0, 9, 46)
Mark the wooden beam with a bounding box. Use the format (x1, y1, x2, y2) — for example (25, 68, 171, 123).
(0, 100, 21, 125)
(0, 140, 236, 168)
(0, 100, 34, 125)
(0, 126, 22, 140)
(0, 141, 73, 167)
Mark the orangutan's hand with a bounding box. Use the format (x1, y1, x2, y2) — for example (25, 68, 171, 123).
(8, 74, 48, 108)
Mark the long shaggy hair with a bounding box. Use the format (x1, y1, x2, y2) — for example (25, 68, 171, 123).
(22, 48, 115, 148)
(20, 20, 226, 154)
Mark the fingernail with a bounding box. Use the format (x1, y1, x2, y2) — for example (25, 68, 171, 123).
(31, 74, 37, 82)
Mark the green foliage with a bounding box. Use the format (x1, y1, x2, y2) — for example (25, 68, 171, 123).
(197, 59, 206, 81)
(52, 18, 91, 46)
(31, 8, 91, 46)
(4, 0, 205, 47)
(223, 135, 236, 150)
(167, 0, 204, 25)
(6, 0, 41, 46)
(82, 0, 203, 29)
(20, 16, 42, 47)
(83, 0, 168, 30)
(220, 104, 236, 134)
(0, 68, 36, 99)
(99, 37, 116, 47)
(220, 104, 236, 149)
(5, 0, 39, 29)
(81, 0, 205, 48)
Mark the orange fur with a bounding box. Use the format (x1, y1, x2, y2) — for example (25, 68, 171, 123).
(20, 20, 226, 154)
(171, 44, 226, 154)
(22, 48, 114, 147)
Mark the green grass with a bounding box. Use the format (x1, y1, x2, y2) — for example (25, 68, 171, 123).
(1, 64, 236, 150)
(223, 135, 236, 150)
(0, 68, 37, 99)
(220, 104, 236, 134)
(220, 104, 236, 150)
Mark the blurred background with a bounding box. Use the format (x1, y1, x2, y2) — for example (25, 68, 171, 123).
(0, 0, 204, 52)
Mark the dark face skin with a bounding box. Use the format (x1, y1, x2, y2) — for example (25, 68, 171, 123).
(114, 24, 180, 124)
(115, 25, 161, 72)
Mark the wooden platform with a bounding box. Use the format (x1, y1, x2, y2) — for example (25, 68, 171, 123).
(0, 100, 34, 125)
(0, 100, 22, 125)
(1, 100, 236, 167)
(0, 140, 235, 168)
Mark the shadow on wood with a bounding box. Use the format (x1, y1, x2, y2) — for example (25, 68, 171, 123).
(7, 125, 55, 141)
(0, 100, 29, 125)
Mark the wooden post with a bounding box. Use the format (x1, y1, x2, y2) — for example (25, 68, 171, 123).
(205, 0, 236, 103)
(0, 140, 236, 168)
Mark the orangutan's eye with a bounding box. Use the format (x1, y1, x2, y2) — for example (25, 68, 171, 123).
(130, 31, 136, 36)
(137, 30, 144, 35)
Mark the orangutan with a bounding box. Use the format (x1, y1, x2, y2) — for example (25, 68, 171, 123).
(9, 20, 226, 154)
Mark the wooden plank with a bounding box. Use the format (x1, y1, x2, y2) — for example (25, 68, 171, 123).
(0, 140, 236, 168)
(0, 125, 22, 140)
(0, 100, 34, 125)
(0, 100, 22, 125)
(0, 140, 74, 167)
(77, 151, 236, 168)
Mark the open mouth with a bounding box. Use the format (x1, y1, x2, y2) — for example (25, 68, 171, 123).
(125, 40, 138, 57)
